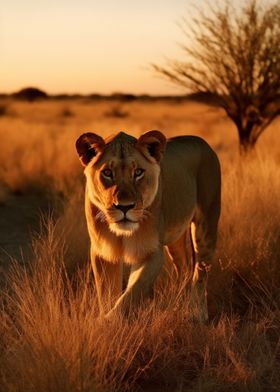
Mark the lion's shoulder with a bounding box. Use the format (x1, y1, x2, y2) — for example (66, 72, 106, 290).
(163, 135, 219, 169)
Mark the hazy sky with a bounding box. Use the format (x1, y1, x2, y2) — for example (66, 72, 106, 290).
(1, 1, 203, 95)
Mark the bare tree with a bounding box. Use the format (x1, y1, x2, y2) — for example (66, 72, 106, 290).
(153, 0, 280, 153)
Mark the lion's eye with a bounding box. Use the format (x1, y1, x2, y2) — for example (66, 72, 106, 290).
(102, 169, 113, 179)
(134, 168, 144, 178)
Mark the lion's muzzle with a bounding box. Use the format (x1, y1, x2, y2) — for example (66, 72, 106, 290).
(107, 202, 142, 236)
(112, 202, 139, 224)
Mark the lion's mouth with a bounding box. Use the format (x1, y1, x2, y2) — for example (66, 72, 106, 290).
(109, 216, 140, 237)
(116, 217, 138, 224)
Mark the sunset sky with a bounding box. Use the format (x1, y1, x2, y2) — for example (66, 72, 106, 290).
(1, 0, 235, 95)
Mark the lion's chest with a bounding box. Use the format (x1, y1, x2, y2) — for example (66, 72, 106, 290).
(91, 230, 123, 263)
(92, 222, 159, 265)
(122, 230, 159, 264)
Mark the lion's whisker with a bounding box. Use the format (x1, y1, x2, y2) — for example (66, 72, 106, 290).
(95, 210, 107, 222)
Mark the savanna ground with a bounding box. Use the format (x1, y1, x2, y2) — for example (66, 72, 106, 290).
(0, 96, 279, 391)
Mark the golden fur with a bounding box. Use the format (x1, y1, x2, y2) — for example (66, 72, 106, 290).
(76, 130, 221, 320)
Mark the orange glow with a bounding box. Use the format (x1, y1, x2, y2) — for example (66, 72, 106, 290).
(0, 0, 194, 95)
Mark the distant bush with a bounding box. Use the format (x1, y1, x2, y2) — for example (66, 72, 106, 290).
(13, 87, 48, 102)
(0, 103, 16, 117)
(187, 92, 222, 106)
(89, 93, 103, 100)
(60, 108, 74, 118)
(104, 105, 129, 118)
(0, 104, 8, 116)
(110, 93, 137, 102)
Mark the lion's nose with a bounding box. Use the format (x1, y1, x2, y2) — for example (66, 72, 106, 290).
(114, 203, 135, 214)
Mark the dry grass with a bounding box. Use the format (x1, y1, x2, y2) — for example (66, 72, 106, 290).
(0, 98, 280, 391)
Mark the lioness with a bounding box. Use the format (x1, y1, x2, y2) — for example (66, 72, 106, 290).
(76, 130, 221, 321)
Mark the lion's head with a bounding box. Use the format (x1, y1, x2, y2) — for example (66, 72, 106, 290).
(76, 131, 166, 236)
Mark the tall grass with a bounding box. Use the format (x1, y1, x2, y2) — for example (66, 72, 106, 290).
(212, 156, 280, 316)
(0, 99, 280, 391)
(1, 210, 279, 391)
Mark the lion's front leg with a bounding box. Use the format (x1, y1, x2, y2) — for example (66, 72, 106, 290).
(91, 251, 123, 314)
(106, 248, 164, 317)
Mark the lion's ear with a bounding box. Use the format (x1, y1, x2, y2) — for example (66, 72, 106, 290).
(75, 132, 105, 166)
(137, 130, 166, 162)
